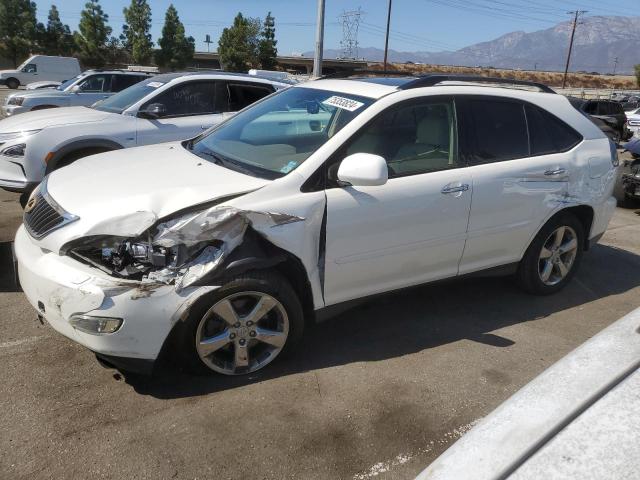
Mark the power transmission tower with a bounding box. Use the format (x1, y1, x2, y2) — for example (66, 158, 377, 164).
(612, 56, 619, 75)
(339, 8, 363, 60)
(562, 10, 587, 89)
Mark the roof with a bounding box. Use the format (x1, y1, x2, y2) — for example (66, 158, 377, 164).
(153, 70, 292, 86)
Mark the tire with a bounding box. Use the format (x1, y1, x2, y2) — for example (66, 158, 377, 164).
(5, 78, 19, 89)
(517, 213, 585, 295)
(175, 270, 304, 376)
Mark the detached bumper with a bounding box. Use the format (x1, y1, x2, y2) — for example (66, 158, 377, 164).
(15, 225, 215, 370)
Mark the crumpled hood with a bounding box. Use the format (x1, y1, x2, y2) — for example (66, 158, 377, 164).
(0, 106, 111, 132)
(45, 142, 270, 238)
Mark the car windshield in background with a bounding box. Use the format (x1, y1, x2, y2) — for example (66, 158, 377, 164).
(188, 87, 374, 179)
(92, 78, 166, 114)
(57, 75, 82, 91)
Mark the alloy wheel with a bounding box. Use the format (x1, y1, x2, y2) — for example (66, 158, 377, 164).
(538, 225, 579, 286)
(195, 291, 289, 375)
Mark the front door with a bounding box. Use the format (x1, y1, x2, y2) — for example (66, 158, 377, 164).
(323, 97, 472, 306)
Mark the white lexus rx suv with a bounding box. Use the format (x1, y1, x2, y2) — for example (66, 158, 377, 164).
(15, 75, 618, 376)
(0, 71, 288, 198)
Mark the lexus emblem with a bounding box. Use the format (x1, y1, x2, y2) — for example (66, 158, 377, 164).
(24, 196, 37, 213)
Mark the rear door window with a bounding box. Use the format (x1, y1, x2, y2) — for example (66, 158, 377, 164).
(112, 74, 147, 92)
(465, 98, 529, 164)
(525, 104, 582, 156)
(218, 82, 274, 112)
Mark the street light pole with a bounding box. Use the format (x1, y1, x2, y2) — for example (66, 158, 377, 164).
(383, 0, 393, 73)
(313, 0, 326, 78)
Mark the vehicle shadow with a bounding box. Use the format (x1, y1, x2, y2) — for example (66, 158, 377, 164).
(114, 243, 640, 398)
(0, 241, 20, 292)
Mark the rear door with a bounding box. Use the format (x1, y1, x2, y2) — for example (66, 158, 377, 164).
(457, 97, 581, 274)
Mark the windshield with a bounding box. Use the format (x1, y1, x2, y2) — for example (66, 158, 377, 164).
(92, 77, 166, 114)
(188, 87, 374, 179)
(57, 75, 83, 91)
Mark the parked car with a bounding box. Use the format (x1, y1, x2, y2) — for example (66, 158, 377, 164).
(0, 71, 288, 197)
(625, 107, 640, 136)
(14, 75, 617, 376)
(415, 306, 640, 480)
(25, 80, 62, 90)
(569, 97, 632, 143)
(0, 55, 80, 90)
(2, 69, 155, 117)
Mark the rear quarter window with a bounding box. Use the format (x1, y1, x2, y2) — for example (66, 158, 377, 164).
(525, 104, 582, 156)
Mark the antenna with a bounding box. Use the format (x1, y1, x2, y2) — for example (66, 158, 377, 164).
(339, 8, 363, 60)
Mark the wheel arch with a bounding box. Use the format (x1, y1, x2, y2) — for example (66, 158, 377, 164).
(524, 204, 595, 258)
(30, 104, 59, 111)
(45, 139, 124, 174)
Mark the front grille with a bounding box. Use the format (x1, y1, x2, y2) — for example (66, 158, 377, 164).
(23, 178, 78, 238)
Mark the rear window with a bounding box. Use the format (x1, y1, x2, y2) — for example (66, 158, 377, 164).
(525, 104, 582, 156)
(467, 98, 529, 164)
(222, 82, 274, 112)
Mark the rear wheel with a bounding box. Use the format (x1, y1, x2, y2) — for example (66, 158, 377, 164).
(177, 270, 304, 375)
(5, 78, 19, 89)
(517, 213, 584, 295)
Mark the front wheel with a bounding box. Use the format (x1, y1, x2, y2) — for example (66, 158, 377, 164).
(178, 270, 304, 375)
(517, 213, 584, 295)
(5, 78, 19, 89)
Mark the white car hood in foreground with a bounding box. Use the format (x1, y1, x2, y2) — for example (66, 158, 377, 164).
(46, 142, 270, 236)
(0, 106, 111, 132)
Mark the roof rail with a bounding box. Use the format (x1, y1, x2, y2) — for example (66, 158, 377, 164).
(399, 74, 556, 94)
(319, 68, 410, 80)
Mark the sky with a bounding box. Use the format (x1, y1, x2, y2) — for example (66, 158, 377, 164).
(32, 0, 639, 56)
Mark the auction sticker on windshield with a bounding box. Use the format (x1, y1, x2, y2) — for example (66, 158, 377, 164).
(322, 96, 365, 112)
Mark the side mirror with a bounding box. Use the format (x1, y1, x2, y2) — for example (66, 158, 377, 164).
(138, 103, 167, 119)
(337, 153, 388, 187)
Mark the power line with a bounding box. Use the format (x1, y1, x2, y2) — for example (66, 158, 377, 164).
(562, 10, 587, 88)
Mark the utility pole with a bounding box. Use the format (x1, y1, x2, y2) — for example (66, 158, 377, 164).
(612, 56, 619, 75)
(383, 0, 393, 73)
(562, 10, 587, 89)
(313, 0, 326, 78)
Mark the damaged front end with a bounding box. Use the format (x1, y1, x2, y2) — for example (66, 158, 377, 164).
(61, 206, 304, 292)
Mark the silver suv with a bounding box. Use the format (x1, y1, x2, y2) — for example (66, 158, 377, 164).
(2, 70, 154, 116)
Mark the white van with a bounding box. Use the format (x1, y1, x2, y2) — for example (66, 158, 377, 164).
(0, 56, 81, 90)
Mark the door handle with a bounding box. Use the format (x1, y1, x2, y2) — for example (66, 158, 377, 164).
(441, 183, 469, 194)
(544, 168, 567, 176)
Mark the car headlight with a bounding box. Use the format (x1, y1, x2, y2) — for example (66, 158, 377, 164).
(8, 96, 24, 106)
(629, 120, 640, 126)
(0, 129, 41, 142)
(1, 143, 26, 157)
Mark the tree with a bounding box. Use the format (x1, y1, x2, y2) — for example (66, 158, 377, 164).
(635, 65, 640, 88)
(74, 0, 112, 68)
(42, 5, 74, 56)
(122, 0, 153, 64)
(0, 0, 38, 67)
(258, 12, 277, 70)
(105, 36, 128, 66)
(156, 4, 195, 70)
(218, 13, 261, 73)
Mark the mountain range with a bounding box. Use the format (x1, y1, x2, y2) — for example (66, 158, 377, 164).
(304, 16, 640, 74)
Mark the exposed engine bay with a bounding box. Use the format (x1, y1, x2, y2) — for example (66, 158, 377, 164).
(63, 206, 304, 291)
